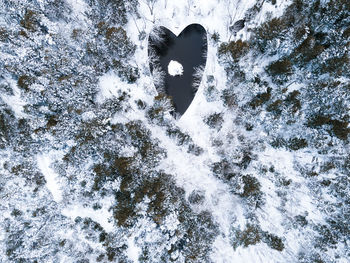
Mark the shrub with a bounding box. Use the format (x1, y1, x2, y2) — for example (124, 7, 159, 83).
(187, 143, 204, 156)
(204, 113, 224, 130)
(253, 17, 289, 52)
(46, 115, 58, 129)
(0, 27, 9, 41)
(256, 18, 286, 40)
(244, 152, 254, 168)
(71, 28, 83, 40)
(343, 26, 350, 38)
(0, 111, 12, 146)
(211, 160, 231, 176)
(221, 89, 237, 108)
(233, 224, 285, 251)
(34, 172, 46, 187)
(20, 9, 39, 32)
(287, 137, 308, 150)
(92, 164, 111, 191)
(245, 123, 254, 131)
(314, 224, 339, 249)
(188, 190, 205, 205)
(11, 209, 22, 217)
(113, 173, 187, 228)
(177, 210, 218, 261)
(204, 84, 217, 102)
(113, 190, 136, 227)
(17, 75, 34, 91)
(136, 99, 146, 110)
(125, 121, 166, 163)
(92, 156, 135, 193)
(291, 35, 325, 64)
(271, 137, 308, 150)
(211, 31, 220, 42)
(112, 60, 139, 83)
(240, 175, 262, 199)
(267, 58, 293, 76)
(233, 224, 261, 249)
(266, 99, 283, 116)
(330, 119, 350, 140)
(294, 215, 308, 227)
(294, 24, 308, 42)
(218, 40, 249, 62)
(321, 54, 349, 76)
(307, 115, 350, 140)
(113, 157, 134, 177)
(105, 27, 135, 59)
(285, 90, 301, 113)
(147, 94, 173, 125)
(249, 88, 271, 109)
(307, 115, 331, 127)
(262, 232, 285, 251)
(240, 174, 264, 207)
(166, 127, 191, 146)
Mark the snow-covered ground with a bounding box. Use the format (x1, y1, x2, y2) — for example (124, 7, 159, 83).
(37, 152, 63, 203)
(1, 0, 349, 262)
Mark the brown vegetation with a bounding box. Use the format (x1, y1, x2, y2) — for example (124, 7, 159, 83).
(267, 58, 293, 76)
(218, 40, 249, 62)
(307, 115, 350, 140)
(20, 10, 39, 32)
(249, 88, 271, 109)
(17, 75, 34, 91)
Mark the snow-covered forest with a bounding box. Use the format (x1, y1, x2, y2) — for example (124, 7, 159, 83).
(0, 0, 349, 262)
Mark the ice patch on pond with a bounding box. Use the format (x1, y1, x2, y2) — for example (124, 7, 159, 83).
(168, 60, 183, 76)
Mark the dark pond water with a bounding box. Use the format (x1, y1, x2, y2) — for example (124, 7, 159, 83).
(148, 24, 207, 116)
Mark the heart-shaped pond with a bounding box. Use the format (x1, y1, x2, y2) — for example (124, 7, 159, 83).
(148, 24, 207, 116)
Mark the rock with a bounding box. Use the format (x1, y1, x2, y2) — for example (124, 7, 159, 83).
(229, 19, 245, 33)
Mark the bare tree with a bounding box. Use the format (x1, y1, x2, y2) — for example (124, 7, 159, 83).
(144, 0, 157, 16)
(148, 26, 166, 45)
(186, 0, 194, 16)
(148, 47, 166, 92)
(192, 65, 206, 92)
(226, 0, 242, 41)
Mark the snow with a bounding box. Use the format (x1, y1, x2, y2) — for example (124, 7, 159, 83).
(151, 120, 244, 259)
(81, 111, 96, 121)
(122, 0, 296, 261)
(92, 0, 308, 260)
(168, 60, 184, 76)
(67, 0, 88, 21)
(2, 0, 345, 262)
(96, 72, 123, 103)
(96, 71, 152, 123)
(37, 153, 63, 203)
(62, 201, 114, 232)
(127, 235, 141, 263)
(0, 78, 27, 118)
(96, 71, 143, 105)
